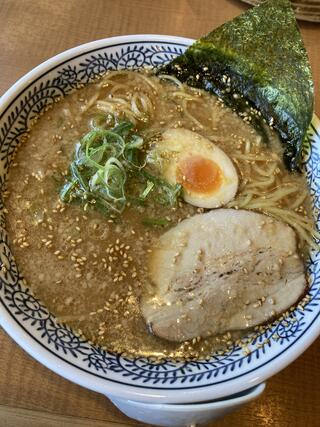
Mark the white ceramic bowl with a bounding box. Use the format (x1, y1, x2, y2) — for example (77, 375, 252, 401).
(0, 35, 319, 426)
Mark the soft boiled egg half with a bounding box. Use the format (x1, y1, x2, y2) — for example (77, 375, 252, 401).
(151, 128, 239, 208)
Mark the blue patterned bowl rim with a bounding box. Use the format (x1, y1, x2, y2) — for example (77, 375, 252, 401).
(0, 35, 320, 404)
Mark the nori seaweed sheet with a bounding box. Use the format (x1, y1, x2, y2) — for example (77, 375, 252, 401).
(160, 0, 314, 170)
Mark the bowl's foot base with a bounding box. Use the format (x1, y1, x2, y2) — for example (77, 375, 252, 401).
(108, 382, 266, 427)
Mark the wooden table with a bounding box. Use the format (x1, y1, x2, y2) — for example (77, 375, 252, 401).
(0, 1, 319, 426)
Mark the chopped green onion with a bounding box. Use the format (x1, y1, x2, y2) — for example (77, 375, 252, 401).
(59, 117, 181, 216)
(141, 170, 182, 207)
(142, 217, 171, 227)
(60, 180, 77, 202)
(140, 181, 154, 199)
(70, 162, 89, 192)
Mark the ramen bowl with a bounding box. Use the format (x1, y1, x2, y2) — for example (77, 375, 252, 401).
(0, 35, 319, 426)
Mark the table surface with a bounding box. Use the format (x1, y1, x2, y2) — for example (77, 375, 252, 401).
(0, 1, 319, 426)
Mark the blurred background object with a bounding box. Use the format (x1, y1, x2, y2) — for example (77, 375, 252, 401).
(241, 0, 320, 22)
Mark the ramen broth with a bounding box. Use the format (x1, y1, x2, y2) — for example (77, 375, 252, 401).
(5, 70, 313, 359)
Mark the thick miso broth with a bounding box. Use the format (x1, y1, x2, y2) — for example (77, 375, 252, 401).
(5, 70, 313, 359)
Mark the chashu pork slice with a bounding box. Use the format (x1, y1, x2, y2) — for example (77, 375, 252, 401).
(141, 209, 306, 342)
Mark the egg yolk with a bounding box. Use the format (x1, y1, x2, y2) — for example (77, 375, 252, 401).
(176, 155, 222, 194)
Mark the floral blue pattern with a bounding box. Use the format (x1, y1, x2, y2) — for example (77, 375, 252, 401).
(0, 40, 319, 390)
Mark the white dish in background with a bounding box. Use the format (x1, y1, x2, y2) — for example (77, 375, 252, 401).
(110, 383, 266, 426)
(241, 0, 320, 22)
(0, 35, 319, 425)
